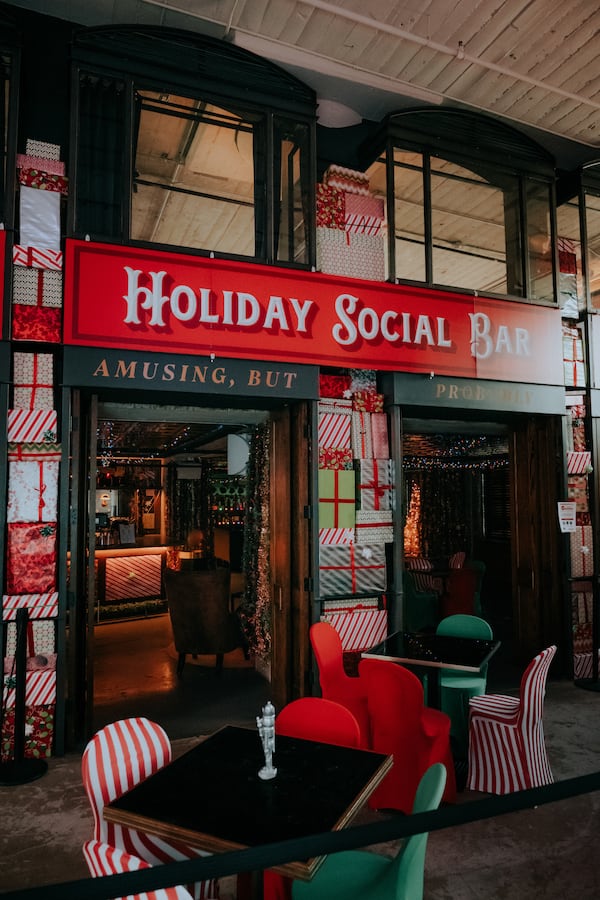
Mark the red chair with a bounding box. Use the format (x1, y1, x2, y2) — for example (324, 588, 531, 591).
(359, 658, 456, 814)
(263, 697, 363, 900)
(83, 838, 197, 899)
(81, 717, 217, 900)
(440, 567, 478, 618)
(467, 645, 557, 794)
(309, 622, 370, 747)
(276, 697, 362, 747)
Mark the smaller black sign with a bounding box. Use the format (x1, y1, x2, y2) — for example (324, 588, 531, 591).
(63, 347, 319, 400)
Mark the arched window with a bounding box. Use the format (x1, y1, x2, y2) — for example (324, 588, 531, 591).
(361, 109, 557, 303)
(70, 27, 316, 267)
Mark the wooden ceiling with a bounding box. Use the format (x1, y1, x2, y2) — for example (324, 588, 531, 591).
(6, 0, 600, 169)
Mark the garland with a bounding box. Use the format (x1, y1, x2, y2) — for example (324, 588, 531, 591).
(238, 423, 271, 659)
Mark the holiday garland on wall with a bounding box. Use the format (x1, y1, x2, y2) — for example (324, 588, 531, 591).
(238, 423, 271, 659)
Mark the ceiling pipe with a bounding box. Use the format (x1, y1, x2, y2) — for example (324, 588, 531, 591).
(141, 0, 600, 114)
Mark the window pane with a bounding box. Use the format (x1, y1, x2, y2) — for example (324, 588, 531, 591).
(526, 180, 553, 302)
(557, 198, 584, 317)
(132, 92, 257, 257)
(431, 158, 509, 294)
(275, 119, 310, 265)
(393, 148, 425, 282)
(585, 192, 600, 310)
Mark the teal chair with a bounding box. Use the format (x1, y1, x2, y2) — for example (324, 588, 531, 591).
(292, 762, 447, 900)
(402, 570, 438, 633)
(436, 614, 493, 759)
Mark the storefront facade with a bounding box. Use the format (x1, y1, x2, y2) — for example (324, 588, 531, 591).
(1, 4, 598, 756)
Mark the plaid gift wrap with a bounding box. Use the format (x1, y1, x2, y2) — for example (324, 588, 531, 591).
(13, 245, 63, 269)
(7, 457, 59, 522)
(2, 670, 56, 708)
(5, 618, 55, 658)
(13, 352, 54, 409)
(352, 390, 384, 412)
(1, 704, 54, 761)
(570, 525, 594, 577)
(356, 458, 394, 510)
(323, 165, 370, 195)
(318, 469, 355, 529)
(316, 183, 345, 229)
(6, 523, 57, 594)
(318, 446, 353, 470)
(12, 304, 61, 342)
(319, 374, 352, 398)
(344, 193, 385, 235)
(2, 591, 59, 620)
(355, 509, 394, 544)
(319, 527, 355, 545)
(19, 185, 61, 250)
(7, 409, 58, 443)
(17, 153, 65, 175)
(316, 227, 386, 281)
(319, 411, 352, 449)
(25, 139, 61, 160)
(567, 450, 592, 474)
(319, 543, 387, 595)
(320, 607, 388, 651)
(568, 476, 589, 512)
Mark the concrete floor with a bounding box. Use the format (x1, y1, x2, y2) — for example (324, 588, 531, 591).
(1, 616, 599, 897)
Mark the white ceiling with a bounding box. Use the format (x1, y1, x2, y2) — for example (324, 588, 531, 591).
(4, 0, 600, 171)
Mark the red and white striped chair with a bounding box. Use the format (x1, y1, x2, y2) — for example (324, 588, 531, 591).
(467, 645, 557, 794)
(81, 717, 218, 900)
(448, 551, 466, 569)
(406, 557, 440, 593)
(83, 838, 194, 899)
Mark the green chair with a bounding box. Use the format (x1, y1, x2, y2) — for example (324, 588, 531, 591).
(436, 614, 493, 759)
(402, 570, 438, 633)
(292, 762, 447, 900)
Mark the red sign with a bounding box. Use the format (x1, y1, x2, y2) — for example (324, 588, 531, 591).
(64, 239, 564, 385)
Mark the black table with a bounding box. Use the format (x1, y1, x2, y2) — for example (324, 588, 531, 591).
(104, 724, 392, 893)
(361, 630, 501, 709)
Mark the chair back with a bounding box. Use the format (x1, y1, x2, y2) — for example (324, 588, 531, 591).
(81, 717, 172, 849)
(440, 567, 478, 617)
(83, 839, 194, 899)
(164, 567, 242, 655)
(517, 644, 557, 784)
(375, 762, 447, 900)
(406, 557, 435, 592)
(276, 697, 361, 748)
(436, 614, 493, 682)
(309, 622, 349, 695)
(448, 551, 466, 569)
(402, 570, 438, 632)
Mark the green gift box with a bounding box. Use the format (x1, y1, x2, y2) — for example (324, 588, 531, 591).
(319, 468, 355, 529)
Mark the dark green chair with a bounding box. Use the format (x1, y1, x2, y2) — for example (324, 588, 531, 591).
(465, 559, 486, 615)
(402, 570, 438, 633)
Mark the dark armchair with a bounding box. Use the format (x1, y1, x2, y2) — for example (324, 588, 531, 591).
(164, 567, 247, 675)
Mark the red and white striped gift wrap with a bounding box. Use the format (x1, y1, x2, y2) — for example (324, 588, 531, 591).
(567, 450, 592, 474)
(320, 607, 388, 651)
(13, 245, 63, 269)
(3, 591, 59, 620)
(318, 528, 355, 545)
(7, 409, 58, 443)
(104, 554, 163, 601)
(319, 543, 387, 595)
(318, 410, 352, 449)
(344, 193, 385, 235)
(2, 670, 56, 708)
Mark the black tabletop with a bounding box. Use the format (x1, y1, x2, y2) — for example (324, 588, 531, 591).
(105, 725, 391, 876)
(363, 630, 500, 672)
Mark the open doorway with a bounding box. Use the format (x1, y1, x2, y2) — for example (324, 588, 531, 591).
(88, 402, 274, 737)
